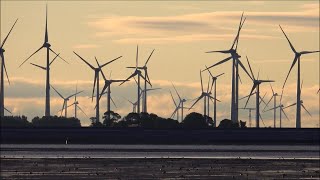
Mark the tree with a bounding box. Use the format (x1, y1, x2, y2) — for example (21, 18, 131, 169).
(89, 117, 104, 127)
(32, 116, 81, 127)
(218, 119, 239, 128)
(182, 112, 208, 128)
(103, 111, 121, 127)
(0, 116, 30, 128)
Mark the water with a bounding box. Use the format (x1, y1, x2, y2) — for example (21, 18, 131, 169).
(1, 144, 319, 159)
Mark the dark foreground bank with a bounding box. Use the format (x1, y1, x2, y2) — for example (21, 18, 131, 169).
(1, 128, 320, 144)
(1, 158, 319, 179)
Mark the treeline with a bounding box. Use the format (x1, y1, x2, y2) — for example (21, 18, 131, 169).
(1, 111, 246, 128)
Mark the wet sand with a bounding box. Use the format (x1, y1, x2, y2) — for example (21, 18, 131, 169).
(1, 158, 319, 179)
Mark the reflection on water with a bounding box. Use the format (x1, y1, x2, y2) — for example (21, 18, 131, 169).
(1, 144, 319, 159)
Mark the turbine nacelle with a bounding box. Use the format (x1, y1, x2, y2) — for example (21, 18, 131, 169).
(43, 42, 51, 48)
(0, 48, 5, 53)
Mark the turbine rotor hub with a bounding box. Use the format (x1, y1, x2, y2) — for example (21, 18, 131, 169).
(43, 42, 51, 48)
(0, 48, 4, 53)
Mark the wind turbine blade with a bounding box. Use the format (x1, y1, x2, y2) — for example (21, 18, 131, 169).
(206, 75, 210, 93)
(100, 69, 107, 81)
(263, 95, 273, 111)
(51, 85, 65, 99)
(216, 73, 225, 78)
(145, 70, 152, 87)
(169, 90, 177, 107)
(49, 53, 60, 66)
(205, 50, 230, 54)
(30, 63, 46, 70)
(269, 82, 275, 95)
(259, 92, 267, 106)
(145, 49, 155, 66)
(203, 56, 233, 71)
(98, 84, 108, 102)
(92, 72, 98, 101)
(49, 48, 68, 64)
(73, 51, 95, 69)
(257, 70, 260, 80)
(260, 114, 266, 127)
(75, 82, 78, 102)
(264, 106, 279, 112)
(189, 95, 203, 110)
(1, 54, 10, 85)
(172, 83, 181, 101)
(19, 46, 43, 67)
(67, 90, 83, 99)
(280, 88, 284, 103)
(281, 108, 290, 121)
(238, 59, 253, 81)
(119, 71, 137, 86)
(45, 4, 48, 43)
(300, 80, 303, 96)
(282, 56, 298, 89)
(77, 105, 89, 118)
(244, 85, 256, 108)
(146, 88, 161, 92)
(240, 92, 256, 100)
(4, 107, 12, 114)
(61, 101, 66, 116)
(99, 56, 122, 68)
(260, 80, 275, 83)
(300, 50, 320, 55)
(279, 25, 296, 53)
(200, 70, 204, 92)
(231, 12, 244, 49)
(67, 102, 76, 108)
(171, 104, 180, 118)
(111, 97, 117, 108)
(238, 74, 242, 84)
(136, 45, 138, 69)
(301, 104, 312, 117)
(204, 65, 214, 78)
(283, 102, 296, 109)
(1, 18, 18, 48)
(235, 17, 246, 50)
(246, 56, 255, 80)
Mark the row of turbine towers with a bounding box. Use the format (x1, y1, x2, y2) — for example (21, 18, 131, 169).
(0, 7, 318, 128)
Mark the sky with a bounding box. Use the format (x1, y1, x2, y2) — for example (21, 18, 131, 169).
(1, 1, 319, 127)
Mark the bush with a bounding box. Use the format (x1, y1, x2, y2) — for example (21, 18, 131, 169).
(182, 112, 208, 128)
(0, 116, 30, 128)
(32, 116, 81, 127)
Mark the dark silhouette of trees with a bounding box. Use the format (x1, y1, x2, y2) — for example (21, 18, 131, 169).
(218, 119, 239, 128)
(103, 111, 121, 127)
(89, 117, 104, 127)
(0, 116, 30, 128)
(182, 112, 208, 128)
(32, 116, 81, 127)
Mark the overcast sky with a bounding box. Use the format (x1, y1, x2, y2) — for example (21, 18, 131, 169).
(1, 1, 319, 127)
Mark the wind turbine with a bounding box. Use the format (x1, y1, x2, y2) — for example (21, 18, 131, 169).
(244, 57, 274, 128)
(171, 83, 190, 121)
(0, 19, 18, 118)
(19, 5, 67, 117)
(263, 83, 280, 128)
(73, 52, 122, 122)
(127, 48, 155, 113)
(98, 69, 127, 121)
(119, 45, 150, 114)
(51, 85, 83, 117)
(204, 13, 252, 124)
(189, 70, 219, 117)
(279, 25, 319, 128)
(169, 90, 190, 121)
(238, 107, 255, 128)
(205, 66, 224, 127)
(66, 84, 88, 119)
(264, 92, 289, 128)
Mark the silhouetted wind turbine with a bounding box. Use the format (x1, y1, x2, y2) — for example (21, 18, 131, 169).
(171, 83, 190, 121)
(189, 70, 219, 117)
(98, 69, 127, 121)
(239, 107, 255, 128)
(264, 92, 289, 128)
(244, 57, 274, 128)
(263, 82, 280, 128)
(204, 13, 252, 124)
(0, 19, 18, 117)
(51, 85, 82, 117)
(19, 6, 67, 117)
(120, 45, 150, 114)
(66, 84, 88, 119)
(127, 48, 154, 113)
(73, 52, 122, 122)
(279, 25, 319, 128)
(205, 66, 224, 127)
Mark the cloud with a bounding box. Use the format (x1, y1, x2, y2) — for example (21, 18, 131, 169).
(88, 5, 319, 44)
